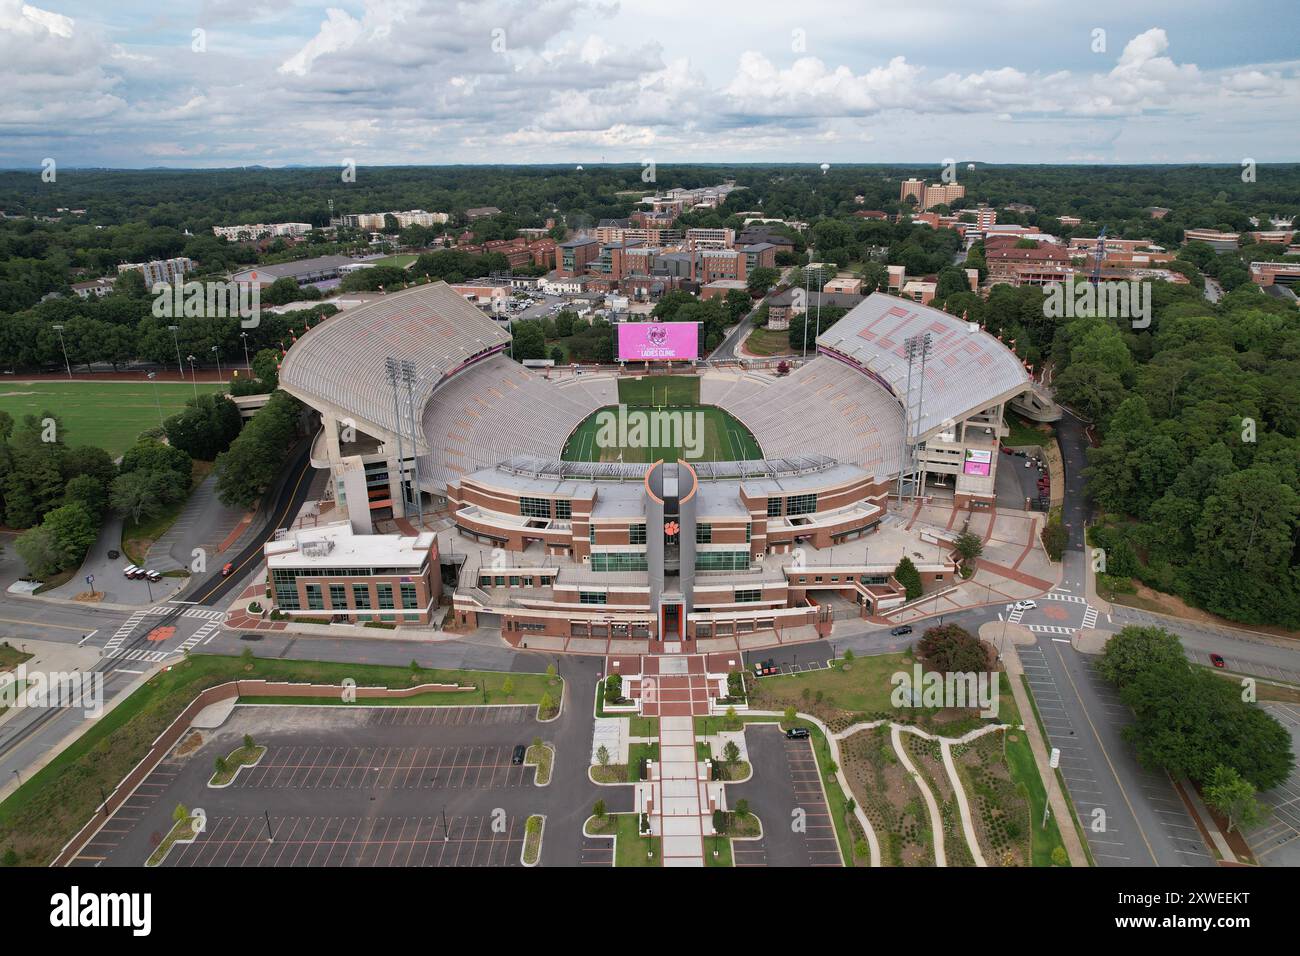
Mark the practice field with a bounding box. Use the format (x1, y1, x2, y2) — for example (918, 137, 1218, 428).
(562, 376, 761, 463)
(0, 380, 226, 457)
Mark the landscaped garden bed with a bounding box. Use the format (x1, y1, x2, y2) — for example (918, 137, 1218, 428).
(840, 725, 934, 866)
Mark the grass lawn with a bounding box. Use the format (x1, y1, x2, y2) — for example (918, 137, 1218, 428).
(0, 653, 557, 866)
(121, 459, 214, 566)
(374, 254, 417, 269)
(1002, 729, 1070, 866)
(0, 380, 227, 458)
(751, 651, 1019, 733)
(1003, 411, 1054, 448)
(626, 742, 658, 782)
(607, 813, 660, 866)
(743, 326, 795, 356)
(629, 715, 659, 737)
(0, 643, 33, 671)
(617, 375, 700, 406)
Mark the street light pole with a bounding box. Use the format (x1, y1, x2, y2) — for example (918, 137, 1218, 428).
(52, 324, 71, 379)
(186, 354, 198, 398)
(240, 331, 251, 372)
(211, 345, 224, 382)
(168, 325, 183, 377)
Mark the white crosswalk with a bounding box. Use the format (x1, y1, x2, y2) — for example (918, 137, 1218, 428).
(171, 619, 222, 657)
(1006, 606, 1026, 625)
(150, 605, 224, 621)
(1026, 624, 1076, 635)
(1044, 591, 1087, 605)
(1081, 606, 1098, 630)
(102, 610, 148, 656)
(107, 647, 170, 664)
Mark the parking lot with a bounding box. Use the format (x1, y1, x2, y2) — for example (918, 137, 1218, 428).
(727, 724, 842, 866)
(1018, 641, 1213, 867)
(72, 704, 554, 867)
(160, 814, 525, 867)
(1247, 703, 1300, 866)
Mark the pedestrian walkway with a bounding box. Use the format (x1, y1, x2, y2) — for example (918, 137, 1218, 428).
(654, 715, 708, 866)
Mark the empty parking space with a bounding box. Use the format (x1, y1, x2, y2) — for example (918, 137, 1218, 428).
(235, 745, 530, 791)
(728, 725, 842, 866)
(163, 814, 524, 867)
(363, 705, 533, 728)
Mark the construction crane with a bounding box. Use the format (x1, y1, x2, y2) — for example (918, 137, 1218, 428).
(1091, 225, 1107, 286)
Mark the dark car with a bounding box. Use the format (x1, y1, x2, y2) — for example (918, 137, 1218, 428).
(889, 624, 913, 636)
(1210, 653, 1226, 668)
(785, 727, 810, 739)
(511, 745, 526, 765)
(107, 549, 120, 560)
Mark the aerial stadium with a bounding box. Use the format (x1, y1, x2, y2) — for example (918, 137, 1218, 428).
(278, 281, 1041, 645)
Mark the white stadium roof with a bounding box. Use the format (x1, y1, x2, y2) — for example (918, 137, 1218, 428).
(279, 281, 510, 443)
(816, 292, 1030, 439)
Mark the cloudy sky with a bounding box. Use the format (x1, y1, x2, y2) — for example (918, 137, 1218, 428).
(4, 0, 1298, 168)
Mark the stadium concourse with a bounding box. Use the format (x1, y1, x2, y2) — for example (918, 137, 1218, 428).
(277, 280, 1036, 648)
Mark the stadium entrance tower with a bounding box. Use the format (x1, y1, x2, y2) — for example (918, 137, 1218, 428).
(644, 459, 698, 642)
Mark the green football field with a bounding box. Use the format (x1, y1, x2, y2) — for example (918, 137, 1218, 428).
(562, 376, 762, 464)
(0, 380, 227, 457)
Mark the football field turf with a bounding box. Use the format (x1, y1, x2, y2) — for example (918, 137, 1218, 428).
(562, 376, 761, 463)
(0, 380, 227, 457)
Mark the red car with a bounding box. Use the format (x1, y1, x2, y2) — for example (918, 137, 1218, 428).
(221, 562, 234, 577)
(1210, 653, 1226, 668)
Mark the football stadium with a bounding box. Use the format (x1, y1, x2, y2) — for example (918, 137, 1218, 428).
(278, 281, 1042, 645)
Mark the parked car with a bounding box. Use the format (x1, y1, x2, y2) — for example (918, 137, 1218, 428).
(785, 727, 810, 739)
(144, 569, 161, 582)
(107, 549, 120, 560)
(1210, 653, 1226, 668)
(889, 624, 913, 636)
(122, 564, 142, 578)
(1013, 599, 1038, 611)
(511, 745, 526, 765)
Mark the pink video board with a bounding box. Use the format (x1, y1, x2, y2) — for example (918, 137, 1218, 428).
(963, 448, 992, 476)
(618, 322, 699, 361)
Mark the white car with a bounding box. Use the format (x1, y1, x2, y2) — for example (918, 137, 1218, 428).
(1012, 600, 1038, 611)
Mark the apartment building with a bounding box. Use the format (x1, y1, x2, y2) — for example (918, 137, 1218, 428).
(900, 178, 966, 210)
(556, 237, 601, 277)
(118, 257, 194, 287)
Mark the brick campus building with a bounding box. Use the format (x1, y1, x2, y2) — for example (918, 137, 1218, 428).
(278, 282, 1040, 644)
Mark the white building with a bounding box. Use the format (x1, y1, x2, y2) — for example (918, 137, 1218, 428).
(118, 257, 193, 287)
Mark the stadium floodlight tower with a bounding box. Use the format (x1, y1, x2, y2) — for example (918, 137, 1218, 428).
(895, 332, 933, 506)
(384, 357, 412, 517)
(400, 359, 428, 528)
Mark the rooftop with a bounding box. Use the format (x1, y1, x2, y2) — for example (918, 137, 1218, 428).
(265, 520, 435, 569)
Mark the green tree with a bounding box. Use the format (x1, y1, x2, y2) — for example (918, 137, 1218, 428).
(1096, 626, 1187, 688)
(893, 555, 923, 601)
(164, 392, 242, 461)
(1203, 764, 1267, 833)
